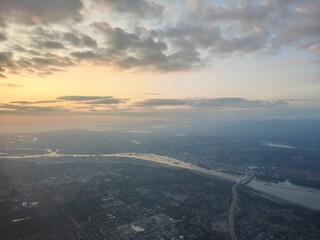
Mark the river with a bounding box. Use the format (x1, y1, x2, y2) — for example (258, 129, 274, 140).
(1, 151, 319, 211)
(248, 178, 320, 211)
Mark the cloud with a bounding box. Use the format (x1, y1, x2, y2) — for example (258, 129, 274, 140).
(92, 21, 203, 71)
(10, 96, 126, 106)
(0, 32, 7, 41)
(31, 27, 98, 49)
(70, 51, 100, 60)
(0, 73, 7, 78)
(93, 22, 142, 51)
(189, 98, 288, 108)
(37, 41, 65, 49)
(22, 55, 75, 76)
(0, 95, 128, 115)
(0, 52, 15, 74)
(11, 100, 59, 104)
(162, 24, 221, 49)
(0, 103, 70, 114)
(57, 96, 106, 101)
(88, 98, 126, 105)
(1, 96, 317, 120)
(0, 0, 319, 75)
(30, 55, 72, 67)
(0, 51, 75, 76)
(0, 27, 103, 76)
(5, 96, 290, 111)
(135, 99, 188, 107)
(93, 0, 164, 18)
(63, 32, 98, 48)
(0, 0, 83, 25)
(0, 52, 13, 65)
(0, 83, 23, 87)
(0, 18, 5, 27)
(57, 95, 126, 104)
(186, 0, 320, 56)
(135, 98, 288, 109)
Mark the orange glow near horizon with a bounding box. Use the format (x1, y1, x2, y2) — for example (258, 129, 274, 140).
(1, 64, 223, 104)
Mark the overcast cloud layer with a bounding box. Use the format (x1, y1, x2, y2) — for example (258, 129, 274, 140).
(1, 95, 318, 124)
(0, 0, 319, 77)
(0, 96, 308, 115)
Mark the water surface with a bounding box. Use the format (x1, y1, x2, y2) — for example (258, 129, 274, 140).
(248, 178, 320, 210)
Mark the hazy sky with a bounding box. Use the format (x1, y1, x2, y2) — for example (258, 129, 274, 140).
(0, 0, 319, 131)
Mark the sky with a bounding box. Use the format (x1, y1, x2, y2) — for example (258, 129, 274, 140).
(0, 0, 319, 132)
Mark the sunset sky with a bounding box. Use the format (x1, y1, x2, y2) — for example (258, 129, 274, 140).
(0, 0, 319, 132)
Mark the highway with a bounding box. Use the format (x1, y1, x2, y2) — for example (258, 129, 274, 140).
(228, 179, 240, 240)
(228, 173, 253, 240)
(61, 207, 92, 240)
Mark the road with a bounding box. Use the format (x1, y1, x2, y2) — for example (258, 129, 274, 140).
(228, 178, 240, 240)
(61, 207, 91, 240)
(228, 173, 253, 240)
(43, 187, 92, 240)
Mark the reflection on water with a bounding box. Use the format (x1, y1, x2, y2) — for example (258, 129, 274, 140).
(261, 141, 295, 149)
(248, 178, 320, 210)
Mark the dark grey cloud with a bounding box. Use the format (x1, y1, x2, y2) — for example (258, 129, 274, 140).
(32, 28, 98, 49)
(93, 22, 140, 51)
(70, 51, 99, 60)
(1, 95, 127, 114)
(0, 27, 102, 76)
(26, 55, 74, 74)
(94, 0, 164, 18)
(167, 46, 202, 70)
(163, 24, 221, 49)
(0, 18, 5, 27)
(2, 96, 315, 119)
(135, 99, 187, 107)
(0, 0, 83, 25)
(210, 33, 266, 56)
(57, 96, 106, 101)
(0, 103, 70, 114)
(88, 98, 126, 105)
(189, 98, 288, 108)
(0, 32, 7, 41)
(0, 52, 15, 73)
(11, 100, 59, 105)
(0, 0, 319, 75)
(135, 98, 288, 109)
(7, 95, 125, 108)
(92, 21, 203, 71)
(0, 52, 13, 64)
(269, 0, 320, 49)
(63, 32, 98, 48)
(186, 0, 320, 57)
(57, 95, 126, 104)
(10, 44, 26, 52)
(0, 49, 76, 76)
(157, 17, 267, 59)
(37, 41, 65, 49)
